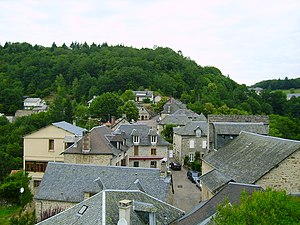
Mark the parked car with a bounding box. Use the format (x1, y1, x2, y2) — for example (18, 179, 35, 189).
(169, 162, 182, 170)
(195, 178, 202, 190)
(187, 170, 199, 183)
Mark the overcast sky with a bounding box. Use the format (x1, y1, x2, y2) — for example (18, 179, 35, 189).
(1, 0, 299, 85)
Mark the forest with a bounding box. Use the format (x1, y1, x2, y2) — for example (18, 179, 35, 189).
(0, 42, 300, 182)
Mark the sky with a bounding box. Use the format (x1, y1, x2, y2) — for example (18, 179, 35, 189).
(1, 0, 300, 85)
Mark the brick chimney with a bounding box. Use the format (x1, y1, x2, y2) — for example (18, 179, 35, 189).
(82, 131, 90, 153)
(118, 200, 132, 225)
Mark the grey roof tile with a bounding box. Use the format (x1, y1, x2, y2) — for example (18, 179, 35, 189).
(35, 162, 170, 203)
(202, 132, 300, 191)
(115, 124, 170, 146)
(37, 190, 184, 225)
(200, 169, 232, 193)
(176, 182, 262, 225)
(52, 121, 85, 136)
(213, 122, 268, 135)
(173, 121, 208, 136)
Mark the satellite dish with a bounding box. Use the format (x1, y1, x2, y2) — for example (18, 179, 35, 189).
(20, 187, 24, 193)
(117, 218, 128, 225)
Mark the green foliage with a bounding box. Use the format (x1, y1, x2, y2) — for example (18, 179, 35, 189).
(9, 210, 35, 225)
(269, 114, 300, 140)
(253, 77, 300, 90)
(161, 124, 176, 143)
(89, 92, 124, 120)
(120, 90, 135, 102)
(0, 205, 21, 225)
(184, 155, 190, 166)
(213, 189, 300, 225)
(119, 101, 139, 122)
(0, 171, 32, 206)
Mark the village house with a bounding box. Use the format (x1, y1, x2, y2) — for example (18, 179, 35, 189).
(207, 115, 269, 151)
(287, 93, 300, 100)
(160, 98, 187, 119)
(34, 162, 175, 222)
(23, 121, 85, 191)
(63, 126, 129, 166)
(133, 90, 154, 102)
(114, 124, 170, 169)
(176, 182, 262, 225)
(136, 103, 153, 121)
(37, 189, 184, 225)
(173, 121, 208, 165)
(200, 131, 300, 201)
(23, 97, 47, 110)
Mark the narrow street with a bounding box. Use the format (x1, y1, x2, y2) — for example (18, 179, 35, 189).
(171, 167, 202, 213)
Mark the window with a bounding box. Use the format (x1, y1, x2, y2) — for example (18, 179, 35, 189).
(25, 161, 48, 172)
(134, 146, 139, 156)
(33, 180, 41, 188)
(151, 135, 157, 144)
(195, 129, 201, 137)
(133, 161, 139, 167)
(190, 140, 195, 148)
(202, 140, 207, 149)
(151, 148, 156, 155)
(78, 205, 88, 215)
(189, 153, 195, 162)
(150, 161, 157, 168)
(49, 139, 54, 151)
(133, 135, 139, 144)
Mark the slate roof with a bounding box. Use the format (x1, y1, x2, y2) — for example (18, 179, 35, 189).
(161, 98, 187, 114)
(173, 121, 208, 136)
(115, 124, 170, 146)
(159, 114, 192, 126)
(133, 91, 153, 98)
(202, 132, 300, 192)
(24, 97, 41, 103)
(63, 126, 127, 155)
(37, 190, 184, 225)
(199, 169, 232, 193)
(176, 182, 262, 225)
(173, 109, 200, 119)
(35, 162, 170, 203)
(52, 121, 85, 136)
(212, 122, 268, 135)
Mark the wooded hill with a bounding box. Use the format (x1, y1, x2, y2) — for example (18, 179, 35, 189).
(0, 42, 300, 181)
(253, 77, 300, 90)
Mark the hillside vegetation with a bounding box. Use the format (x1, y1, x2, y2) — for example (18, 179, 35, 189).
(0, 42, 300, 182)
(253, 77, 300, 90)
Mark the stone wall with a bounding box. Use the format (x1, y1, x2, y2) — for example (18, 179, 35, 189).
(256, 150, 300, 194)
(64, 154, 112, 166)
(35, 200, 76, 222)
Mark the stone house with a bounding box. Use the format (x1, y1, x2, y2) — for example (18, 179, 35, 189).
(173, 121, 208, 165)
(136, 103, 152, 121)
(23, 121, 85, 191)
(200, 131, 300, 201)
(63, 126, 129, 166)
(37, 189, 184, 225)
(207, 115, 269, 151)
(287, 93, 300, 100)
(160, 98, 187, 119)
(34, 162, 175, 222)
(114, 124, 170, 169)
(133, 90, 154, 102)
(176, 182, 262, 225)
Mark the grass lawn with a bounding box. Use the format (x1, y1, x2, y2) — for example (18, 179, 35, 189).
(0, 205, 21, 225)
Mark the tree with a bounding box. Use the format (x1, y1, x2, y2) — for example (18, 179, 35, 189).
(213, 189, 300, 225)
(119, 101, 139, 122)
(161, 124, 176, 143)
(0, 171, 32, 207)
(89, 92, 124, 120)
(120, 90, 135, 102)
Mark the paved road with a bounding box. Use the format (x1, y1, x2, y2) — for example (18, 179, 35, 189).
(171, 167, 202, 213)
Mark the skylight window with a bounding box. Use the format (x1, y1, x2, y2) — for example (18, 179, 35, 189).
(78, 205, 88, 215)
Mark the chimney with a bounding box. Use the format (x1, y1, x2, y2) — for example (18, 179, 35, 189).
(118, 200, 132, 225)
(82, 131, 90, 153)
(111, 116, 116, 127)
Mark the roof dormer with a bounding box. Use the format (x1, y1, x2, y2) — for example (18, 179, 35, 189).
(131, 129, 140, 144)
(148, 129, 158, 145)
(195, 126, 202, 138)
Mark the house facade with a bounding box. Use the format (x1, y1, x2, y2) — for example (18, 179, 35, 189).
(136, 103, 152, 121)
(207, 115, 269, 151)
(133, 91, 154, 102)
(23, 121, 85, 191)
(200, 132, 300, 201)
(34, 162, 174, 222)
(173, 121, 208, 165)
(114, 124, 170, 170)
(63, 126, 129, 166)
(24, 98, 46, 110)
